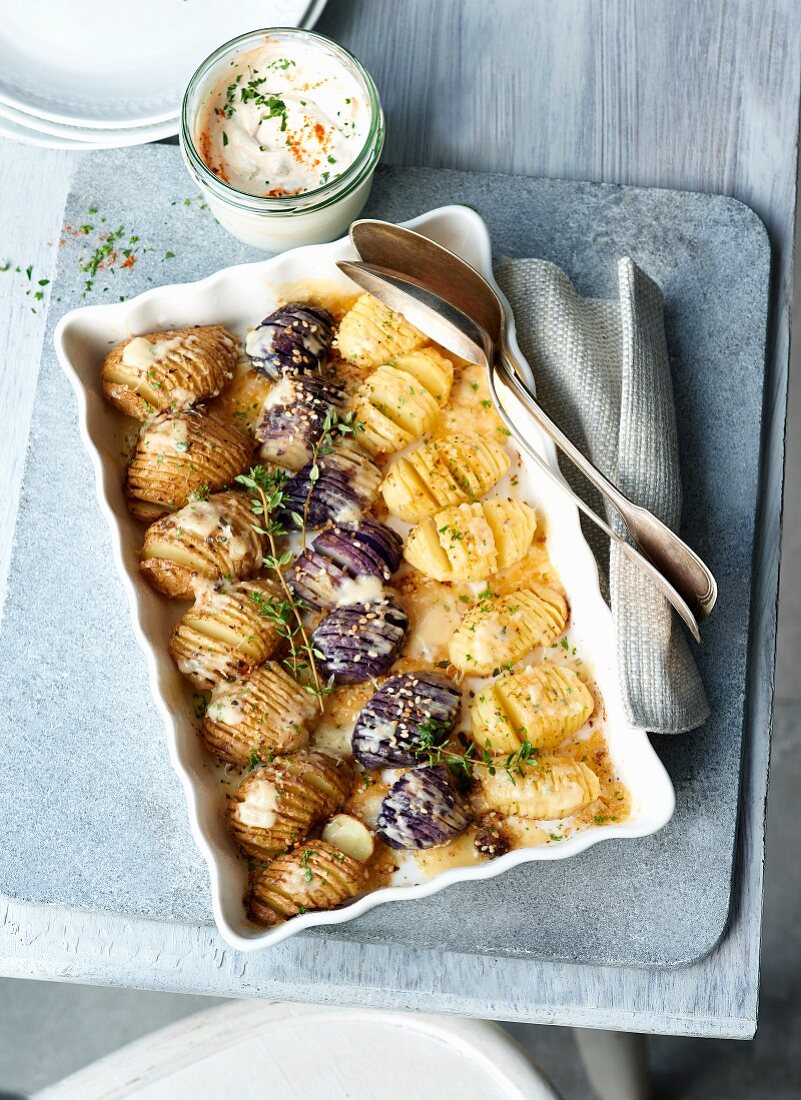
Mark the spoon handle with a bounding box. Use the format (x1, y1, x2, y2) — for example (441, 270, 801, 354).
(489, 357, 710, 641)
(497, 347, 717, 620)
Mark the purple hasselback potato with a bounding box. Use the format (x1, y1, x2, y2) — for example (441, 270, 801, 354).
(286, 550, 350, 610)
(287, 519, 403, 611)
(377, 766, 470, 850)
(255, 372, 346, 470)
(245, 304, 335, 379)
(315, 518, 403, 581)
(279, 442, 381, 530)
(353, 671, 462, 769)
(311, 598, 409, 683)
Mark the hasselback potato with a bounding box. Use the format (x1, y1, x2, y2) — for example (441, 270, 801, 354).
(227, 750, 354, 859)
(381, 434, 510, 522)
(102, 325, 237, 419)
(245, 304, 335, 379)
(335, 293, 427, 369)
(201, 661, 319, 764)
(404, 499, 537, 582)
(480, 756, 600, 819)
(471, 665, 594, 754)
(140, 491, 263, 599)
(255, 372, 346, 471)
(448, 586, 568, 675)
(286, 518, 403, 610)
(311, 597, 409, 683)
(125, 407, 252, 520)
(248, 840, 368, 925)
(315, 518, 404, 578)
(169, 577, 283, 689)
(352, 671, 462, 769)
(278, 440, 382, 530)
(377, 766, 470, 850)
(350, 348, 454, 456)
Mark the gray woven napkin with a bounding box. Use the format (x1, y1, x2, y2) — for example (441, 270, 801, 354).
(496, 257, 709, 734)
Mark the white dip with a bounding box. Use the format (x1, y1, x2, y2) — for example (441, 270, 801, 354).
(197, 39, 370, 198)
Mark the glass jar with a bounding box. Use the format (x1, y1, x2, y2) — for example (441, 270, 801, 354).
(180, 28, 384, 252)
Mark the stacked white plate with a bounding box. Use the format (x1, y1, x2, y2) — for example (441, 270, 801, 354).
(0, 0, 328, 149)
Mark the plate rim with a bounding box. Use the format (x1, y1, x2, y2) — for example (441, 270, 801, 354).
(0, 97, 179, 145)
(54, 204, 676, 952)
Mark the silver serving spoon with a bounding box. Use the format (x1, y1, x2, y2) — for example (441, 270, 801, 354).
(345, 219, 718, 627)
(336, 258, 711, 643)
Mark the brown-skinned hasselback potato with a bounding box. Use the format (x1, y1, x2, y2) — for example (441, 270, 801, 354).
(201, 661, 320, 764)
(140, 491, 263, 599)
(102, 325, 238, 419)
(248, 840, 368, 926)
(226, 750, 354, 860)
(126, 407, 252, 521)
(169, 576, 283, 689)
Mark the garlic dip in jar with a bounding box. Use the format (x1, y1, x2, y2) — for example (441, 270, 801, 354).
(181, 29, 384, 252)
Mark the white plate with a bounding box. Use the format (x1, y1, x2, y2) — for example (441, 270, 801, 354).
(54, 206, 675, 952)
(0, 0, 328, 130)
(0, 101, 178, 149)
(0, 113, 109, 150)
(0, 99, 178, 146)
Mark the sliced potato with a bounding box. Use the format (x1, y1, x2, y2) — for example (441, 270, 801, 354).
(350, 348, 454, 457)
(449, 586, 568, 675)
(201, 661, 319, 765)
(227, 751, 354, 860)
(169, 576, 283, 689)
(472, 664, 594, 754)
(335, 293, 427, 369)
(381, 434, 510, 522)
(480, 756, 600, 819)
(102, 325, 238, 419)
(404, 499, 537, 582)
(140, 491, 263, 599)
(248, 840, 367, 926)
(126, 407, 252, 520)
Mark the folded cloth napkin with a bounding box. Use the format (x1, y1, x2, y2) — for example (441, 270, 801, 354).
(496, 257, 709, 734)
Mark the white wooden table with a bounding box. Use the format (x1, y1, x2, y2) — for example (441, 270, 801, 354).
(1, 0, 797, 1039)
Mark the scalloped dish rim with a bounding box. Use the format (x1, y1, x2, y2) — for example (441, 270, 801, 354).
(54, 204, 676, 952)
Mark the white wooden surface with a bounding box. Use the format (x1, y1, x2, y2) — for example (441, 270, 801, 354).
(34, 1002, 563, 1100)
(1, 0, 798, 1039)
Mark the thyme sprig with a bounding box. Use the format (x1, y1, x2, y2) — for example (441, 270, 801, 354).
(415, 719, 540, 783)
(299, 408, 364, 548)
(235, 465, 329, 712)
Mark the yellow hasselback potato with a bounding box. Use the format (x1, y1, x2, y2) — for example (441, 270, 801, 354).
(201, 661, 319, 764)
(227, 750, 355, 859)
(449, 586, 568, 675)
(472, 665, 594, 754)
(102, 325, 238, 419)
(140, 491, 263, 599)
(404, 499, 537, 582)
(480, 756, 600, 819)
(248, 840, 367, 926)
(125, 407, 252, 520)
(169, 577, 283, 689)
(335, 293, 427, 368)
(381, 434, 511, 522)
(351, 348, 454, 456)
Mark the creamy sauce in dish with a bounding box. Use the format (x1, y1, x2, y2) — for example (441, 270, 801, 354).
(237, 779, 279, 828)
(121, 335, 183, 371)
(197, 39, 370, 197)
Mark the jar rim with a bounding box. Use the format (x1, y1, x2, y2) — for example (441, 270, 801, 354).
(180, 27, 384, 214)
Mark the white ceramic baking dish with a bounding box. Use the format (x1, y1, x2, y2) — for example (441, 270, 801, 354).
(55, 205, 675, 951)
